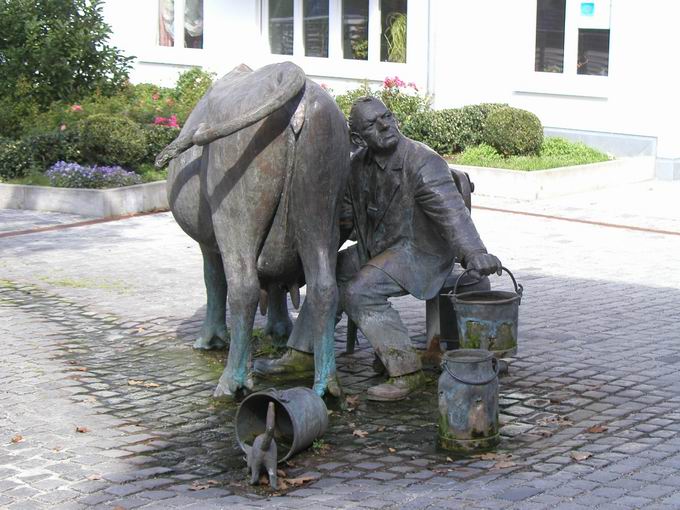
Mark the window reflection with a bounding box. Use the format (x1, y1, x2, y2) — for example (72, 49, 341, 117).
(185, 0, 203, 48)
(304, 0, 329, 57)
(380, 0, 407, 63)
(159, 0, 175, 47)
(577, 29, 609, 76)
(343, 0, 369, 60)
(269, 0, 294, 55)
(535, 0, 565, 73)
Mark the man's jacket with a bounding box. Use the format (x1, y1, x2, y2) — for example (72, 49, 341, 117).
(342, 136, 487, 300)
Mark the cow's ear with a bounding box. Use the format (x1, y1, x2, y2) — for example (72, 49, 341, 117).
(350, 132, 366, 148)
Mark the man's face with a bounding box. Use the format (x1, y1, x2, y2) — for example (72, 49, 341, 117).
(352, 101, 400, 153)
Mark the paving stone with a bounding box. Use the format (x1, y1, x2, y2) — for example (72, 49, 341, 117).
(2, 186, 680, 508)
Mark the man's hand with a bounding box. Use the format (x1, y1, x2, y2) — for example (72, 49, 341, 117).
(465, 252, 502, 281)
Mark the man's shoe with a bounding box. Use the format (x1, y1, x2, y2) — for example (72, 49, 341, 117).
(366, 370, 426, 402)
(253, 348, 314, 378)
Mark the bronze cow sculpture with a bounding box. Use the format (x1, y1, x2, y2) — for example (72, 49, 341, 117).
(156, 62, 350, 399)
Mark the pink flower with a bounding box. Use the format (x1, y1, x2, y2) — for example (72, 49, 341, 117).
(383, 76, 406, 89)
(59, 124, 67, 131)
(70, 104, 82, 112)
(152, 92, 160, 101)
(154, 115, 180, 128)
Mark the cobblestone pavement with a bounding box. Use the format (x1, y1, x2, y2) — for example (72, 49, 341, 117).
(1, 183, 680, 509)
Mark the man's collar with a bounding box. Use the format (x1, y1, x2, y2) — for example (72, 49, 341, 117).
(368, 138, 405, 171)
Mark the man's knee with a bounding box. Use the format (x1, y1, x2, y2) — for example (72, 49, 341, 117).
(342, 278, 368, 315)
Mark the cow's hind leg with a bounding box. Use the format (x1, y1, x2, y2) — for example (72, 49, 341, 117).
(193, 243, 229, 350)
(263, 283, 293, 348)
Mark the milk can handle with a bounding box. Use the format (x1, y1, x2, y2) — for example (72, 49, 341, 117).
(442, 357, 499, 386)
(452, 266, 523, 299)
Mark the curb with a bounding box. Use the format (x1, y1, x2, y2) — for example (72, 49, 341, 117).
(451, 157, 655, 201)
(0, 180, 168, 217)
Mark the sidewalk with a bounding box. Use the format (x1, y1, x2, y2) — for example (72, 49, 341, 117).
(1, 180, 680, 509)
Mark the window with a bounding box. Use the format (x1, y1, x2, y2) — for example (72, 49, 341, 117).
(158, 0, 204, 49)
(535, 0, 565, 73)
(577, 28, 609, 76)
(343, 0, 368, 60)
(266, 0, 408, 64)
(534, 0, 610, 76)
(269, 0, 294, 55)
(304, 0, 329, 57)
(380, 0, 407, 63)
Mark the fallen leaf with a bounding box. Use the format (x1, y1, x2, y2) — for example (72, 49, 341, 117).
(586, 424, 608, 434)
(52, 446, 62, 452)
(87, 474, 102, 480)
(534, 428, 554, 438)
(570, 451, 592, 462)
(136, 327, 146, 333)
(346, 395, 360, 408)
(377, 426, 386, 432)
(352, 429, 368, 438)
(113, 507, 126, 510)
(75, 426, 90, 433)
(74, 367, 88, 372)
(189, 479, 219, 491)
(493, 460, 516, 469)
(277, 469, 287, 478)
(446, 456, 453, 462)
(284, 475, 317, 486)
(536, 415, 574, 427)
(10, 435, 24, 444)
(388, 448, 397, 453)
(127, 379, 160, 388)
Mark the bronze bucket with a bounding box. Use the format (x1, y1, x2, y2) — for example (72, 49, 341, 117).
(450, 266, 523, 358)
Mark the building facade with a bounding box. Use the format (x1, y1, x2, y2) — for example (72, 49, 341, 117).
(102, 0, 680, 180)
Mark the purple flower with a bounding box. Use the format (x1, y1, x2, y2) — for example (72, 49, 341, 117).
(46, 161, 142, 189)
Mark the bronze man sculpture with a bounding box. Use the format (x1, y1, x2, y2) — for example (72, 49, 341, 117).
(257, 97, 502, 401)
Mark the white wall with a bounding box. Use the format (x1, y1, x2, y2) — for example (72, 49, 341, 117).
(102, 0, 679, 163)
(102, 0, 264, 86)
(430, 0, 680, 160)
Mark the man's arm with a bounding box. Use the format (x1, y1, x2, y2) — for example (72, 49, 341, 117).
(415, 154, 502, 277)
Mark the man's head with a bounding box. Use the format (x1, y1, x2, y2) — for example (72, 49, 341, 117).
(349, 97, 401, 154)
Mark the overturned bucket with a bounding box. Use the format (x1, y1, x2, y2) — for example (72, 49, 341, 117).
(438, 349, 499, 452)
(235, 387, 328, 463)
(450, 266, 523, 357)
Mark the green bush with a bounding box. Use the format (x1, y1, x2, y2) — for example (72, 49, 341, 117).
(483, 107, 543, 156)
(456, 143, 504, 166)
(454, 103, 507, 149)
(172, 68, 215, 122)
(334, 82, 375, 119)
(0, 138, 34, 179)
(77, 114, 147, 169)
(142, 124, 180, 164)
(402, 109, 460, 155)
(0, 0, 132, 109)
(22, 131, 82, 171)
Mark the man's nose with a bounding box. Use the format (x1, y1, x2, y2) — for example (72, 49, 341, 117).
(376, 117, 389, 130)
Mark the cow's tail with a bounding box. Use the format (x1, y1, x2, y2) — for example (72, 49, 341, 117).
(155, 62, 306, 169)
